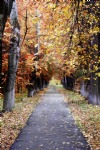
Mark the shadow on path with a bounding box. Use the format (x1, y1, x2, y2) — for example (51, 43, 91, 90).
(10, 85, 90, 150)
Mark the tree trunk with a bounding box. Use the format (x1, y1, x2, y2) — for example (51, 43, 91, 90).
(3, 0, 20, 111)
(0, 12, 5, 88)
(28, 85, 34, 97)
(3, 27, 20, 111)
(0, 39, 2, 86)
(3, 26, 20, 111)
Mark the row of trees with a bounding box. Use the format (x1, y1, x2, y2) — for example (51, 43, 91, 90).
(0, 0, 100, 112)
(62, 0, 100, 104)
(0, 0, 53, 112)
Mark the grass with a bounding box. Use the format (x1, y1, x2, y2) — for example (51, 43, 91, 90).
(0, 98, 3, 111)
(57, 86, 100, 150)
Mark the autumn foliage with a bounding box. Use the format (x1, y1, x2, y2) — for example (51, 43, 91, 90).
(0, 1, 100, 100)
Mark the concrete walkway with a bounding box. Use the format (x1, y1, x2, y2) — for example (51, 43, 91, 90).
(10, 86, 90, 150)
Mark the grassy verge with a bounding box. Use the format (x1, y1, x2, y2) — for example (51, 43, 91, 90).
(57, 86, 100, 150)
(0, 89, 47, 150)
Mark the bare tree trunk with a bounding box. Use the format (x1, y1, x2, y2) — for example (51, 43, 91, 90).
(3, 0, 20, 111)
(3, 25, 20, 111)
(0, 39, 2, 86)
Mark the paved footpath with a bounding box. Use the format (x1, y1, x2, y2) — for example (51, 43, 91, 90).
(10, 86, 90, 150)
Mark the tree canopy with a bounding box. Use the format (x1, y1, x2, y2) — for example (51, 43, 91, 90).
(0, 0, 100, 110)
